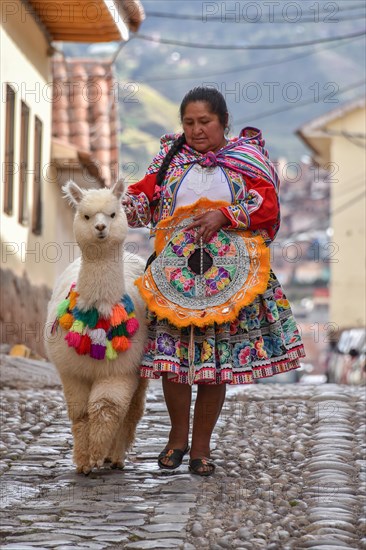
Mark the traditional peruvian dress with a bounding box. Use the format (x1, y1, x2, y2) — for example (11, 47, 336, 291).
(125, 127, 305, 385)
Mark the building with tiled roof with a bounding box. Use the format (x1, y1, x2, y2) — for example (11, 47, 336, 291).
(0, 0, 145, 355)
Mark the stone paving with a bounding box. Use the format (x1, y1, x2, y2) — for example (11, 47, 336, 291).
(0, 354, 365, 550)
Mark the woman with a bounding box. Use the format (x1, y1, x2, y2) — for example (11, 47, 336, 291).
(123, 87, 305, 476)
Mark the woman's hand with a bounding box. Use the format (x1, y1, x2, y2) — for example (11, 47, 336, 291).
(122, 194, 134, 217)
(185, 210, 228, 243)
(121, 194, 132, 208)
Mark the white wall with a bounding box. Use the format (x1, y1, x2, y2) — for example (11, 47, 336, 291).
(328, 106, 366, 328)
(0, 1, 58, 286)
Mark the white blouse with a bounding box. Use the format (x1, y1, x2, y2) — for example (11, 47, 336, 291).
(172, 164, 233, 213)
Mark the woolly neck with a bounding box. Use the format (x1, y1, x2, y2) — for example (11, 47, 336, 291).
(76, 248, 125, 318)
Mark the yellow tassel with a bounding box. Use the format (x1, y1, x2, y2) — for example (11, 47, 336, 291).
(106, 340, 118, 360)
(70, 320, 84, 334)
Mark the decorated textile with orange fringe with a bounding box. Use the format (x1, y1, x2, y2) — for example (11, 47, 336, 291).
(135, 198, 270, 328)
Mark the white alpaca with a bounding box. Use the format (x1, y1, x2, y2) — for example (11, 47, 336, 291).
(45, 180, 148, 474)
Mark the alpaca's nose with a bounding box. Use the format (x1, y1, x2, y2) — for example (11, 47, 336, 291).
(95, 224, 106, 232)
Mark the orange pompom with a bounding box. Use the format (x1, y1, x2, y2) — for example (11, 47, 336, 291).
(110, 304, 128, 326)
(69, 290, 79, 310)
(112, 336, 130, 352)
(59, 313, 74, 330)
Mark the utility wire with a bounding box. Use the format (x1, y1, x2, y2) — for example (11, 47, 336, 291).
(330, 190, 365, 216)
(323, 130, 366, 137)
(322, 129, 366, 147)
(145, 3, 366, 22)
(236, 80, 366, 125)
(120, 82, 366, 147)
(322, 129, 366, 149)
(135, 29, 366, 50)
(344, 136, 366, 148)
(145, 12, 366, 24)
(331, 178, 366, 198)
(136, 35, 363, 83)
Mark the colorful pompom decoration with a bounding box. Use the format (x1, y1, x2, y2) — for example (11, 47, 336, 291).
(55, 284, 139, 361)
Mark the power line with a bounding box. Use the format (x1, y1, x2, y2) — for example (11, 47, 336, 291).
(145, 12, 366, 24)
(135, 29, 366, 50)
(145, 3, 366, 22)
(120, 83, 366, 148)
(333, 190, 366, 216)
(323, 130, 366, 137)
(332, 177, 366, 199)
(236, 80, 366, 125)
(344, 136, 366, 149)
(136, 35, 363, 83)
(322, 129, 366, 149)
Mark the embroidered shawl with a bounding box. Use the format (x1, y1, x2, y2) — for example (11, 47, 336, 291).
(146, 127, 279, 193)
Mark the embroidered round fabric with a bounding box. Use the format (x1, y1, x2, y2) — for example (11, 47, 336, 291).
(135, 198, 270, 328)
(152, 220, 250, 307)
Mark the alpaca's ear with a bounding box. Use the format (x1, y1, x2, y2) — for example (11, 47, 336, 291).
(62, 180, 84, 207)
(111, 178, 125, 199)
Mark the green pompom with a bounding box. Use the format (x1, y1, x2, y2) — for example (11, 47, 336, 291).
(57, 299, 70, 317)
(75, 308, 99, 328)
(112, 324, 128, 338)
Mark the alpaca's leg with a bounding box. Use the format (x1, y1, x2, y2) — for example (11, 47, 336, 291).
(61, 376, 91, 474)
(88, 376, 138, 469)
(107, 421, 127, 470)
(124, 377, 148, 452)
(109, 377, 148, 468)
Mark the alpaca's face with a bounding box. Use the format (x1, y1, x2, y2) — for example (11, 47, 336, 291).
(73, 189, 128, 249)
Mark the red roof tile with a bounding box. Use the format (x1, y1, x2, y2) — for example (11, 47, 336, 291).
(52, 57, 119, 187)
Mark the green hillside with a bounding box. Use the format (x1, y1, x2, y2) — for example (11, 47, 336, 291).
(62, 0, 366, 168)
(118, 83, 180, 182)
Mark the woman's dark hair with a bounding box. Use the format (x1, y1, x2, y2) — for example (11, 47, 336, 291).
(180, 87, 228, 128)
(150, 87, 228, 207)
(150, 133, 186, 206)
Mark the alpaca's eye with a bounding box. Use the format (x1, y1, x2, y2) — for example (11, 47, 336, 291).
(111, 213, 116, 218)
(84, 215, 90, 220)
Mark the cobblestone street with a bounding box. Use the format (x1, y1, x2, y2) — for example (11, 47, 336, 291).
(0, 354, 365, 550)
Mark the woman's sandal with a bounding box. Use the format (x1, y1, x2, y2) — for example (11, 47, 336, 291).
(158, 445, 190, 470)
(189, 457, 216, 477)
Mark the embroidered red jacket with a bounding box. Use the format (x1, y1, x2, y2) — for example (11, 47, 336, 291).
(124, 168, 279, 243)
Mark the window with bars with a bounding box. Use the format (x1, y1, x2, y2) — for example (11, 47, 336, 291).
(19, 101, 30, 225)
(32, 116, 43, 235)
(3, 84, 16, 215)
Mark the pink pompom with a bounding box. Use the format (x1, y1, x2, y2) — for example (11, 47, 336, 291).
(126, 317, 139, 336)
(65, 331, 81, 348)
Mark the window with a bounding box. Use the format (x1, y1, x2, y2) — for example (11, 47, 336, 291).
(3, 84, 16, 215)
(32, 116, 42, 235)
(19, 101, 30, 225)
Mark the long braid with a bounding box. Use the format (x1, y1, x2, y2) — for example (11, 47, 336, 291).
(150, 133, 186, 207)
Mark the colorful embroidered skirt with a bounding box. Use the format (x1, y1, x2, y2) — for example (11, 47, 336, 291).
(140, 270, 306, 385)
